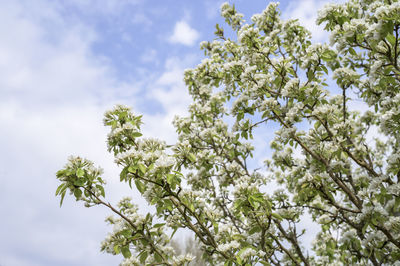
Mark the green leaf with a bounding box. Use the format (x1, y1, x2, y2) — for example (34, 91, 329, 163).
(76, 168, 85, 178)
(114, 245, 121, 254)
(165, 199, 173, 211)
(215, 24, 224, 37)
(242, 131, 248, 140)
(249, 225, 262, 235)
(386, 33, 396, 46)
(128, 178, 132, 189)
(73, 178, 85, 186)
(131, 233, 142, 241)
(262, 111, 269, 119)
(188, 153, 196, 163)
(321, 64, 329, 74)
(55, 184, 65, 196)
(170, 227, 178, 239)
(237, 111, 244, 120)
(321, 50, 336, 62)
(153, 223, 165, 228)
(138, 163, 146, 174)
(56, 169, 66, 178)
(248, 195, 259, 209)
(224, 260, 233, 266)
(154, 252, 162, 263)
(236, 255, 243, 265)
(110, 120, 117, 129)
(128, 165, 137, 173)
(121, 246, 131, 258)
(120, 167, 128, 181)
(139, 251, 148, 263)
(135, 180, 146, 194)
(307, 70, 315, 80)
(74, 188, 82, 200)
(59, 191, 66, 207)
(212, 221, 219, 234)
(96, 184, 105, 197)
(362, 222, 368, 235)
(166, 174, 174, 185)
(314, 121, 321, 130)
(131, 132, 142, 137)
(120, 229, 131, 237)
(271, 213, 283, 221)
(348, 47, 357, 56)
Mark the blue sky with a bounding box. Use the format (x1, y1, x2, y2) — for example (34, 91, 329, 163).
(0, 0, 338, 265)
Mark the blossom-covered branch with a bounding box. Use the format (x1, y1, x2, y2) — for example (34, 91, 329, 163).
(56, 0, 400, 265)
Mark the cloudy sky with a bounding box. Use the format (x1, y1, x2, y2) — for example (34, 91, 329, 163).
(0, 0, 337, 265)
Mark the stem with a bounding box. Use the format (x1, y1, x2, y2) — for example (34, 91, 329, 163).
(84, 187, 170, 265)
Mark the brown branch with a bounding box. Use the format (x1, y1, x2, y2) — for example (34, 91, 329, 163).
(83, 187, 170, 265)
(275, 221, 310, 266)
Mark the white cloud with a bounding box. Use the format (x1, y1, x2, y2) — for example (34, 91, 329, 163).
(283, 0, 343, 42)
(64, 0, 142, 15)
(139, 56, 195, 144)
(140, 48, 158, 64)
(0, 104, 126, 266)
(168, 20, 200, 46)
(204, 0, 225, 19)
(0, 0, 201, 263)
(131, 12, 153, 27)
(0, 0, 128, 109)
(0, 0, 144, 265)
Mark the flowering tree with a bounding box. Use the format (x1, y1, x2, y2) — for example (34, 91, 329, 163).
(55, 0, 400, 265)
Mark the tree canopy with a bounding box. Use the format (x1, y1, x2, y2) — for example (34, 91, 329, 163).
(56, 0, 400, 265)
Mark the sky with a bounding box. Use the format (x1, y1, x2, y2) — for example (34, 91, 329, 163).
(0, 0, 339, 265)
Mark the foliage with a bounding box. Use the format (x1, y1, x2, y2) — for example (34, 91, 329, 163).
(56, 0, 400, 265)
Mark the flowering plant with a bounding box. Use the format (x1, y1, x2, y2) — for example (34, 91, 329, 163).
(56, 0, 400, 265)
